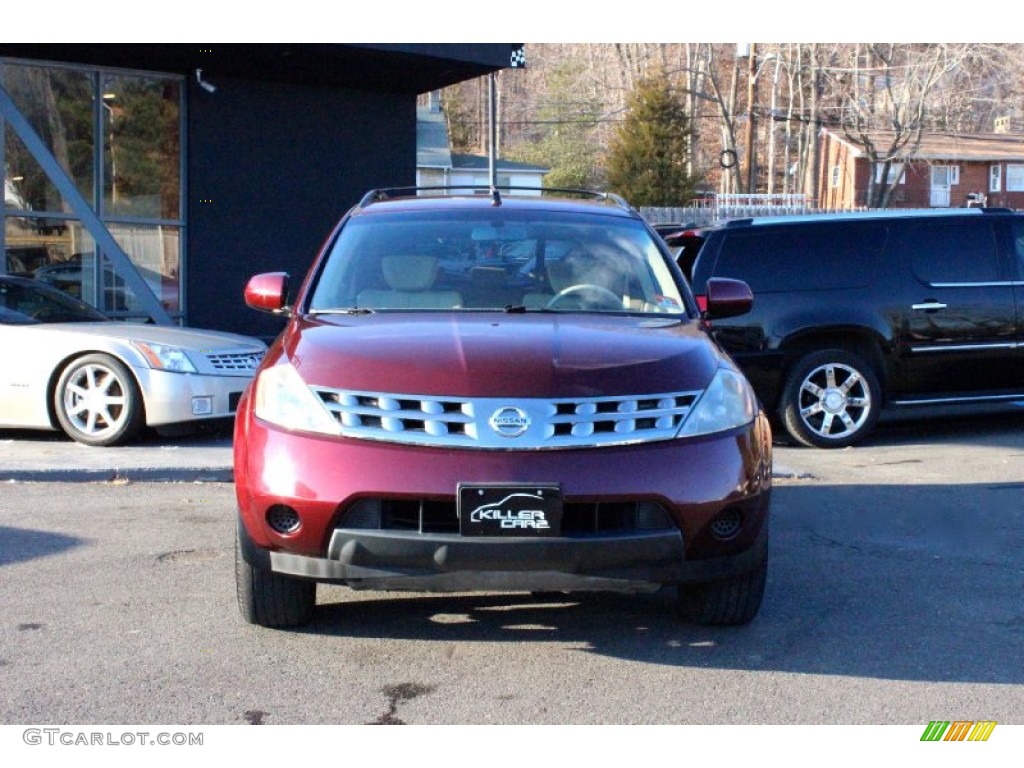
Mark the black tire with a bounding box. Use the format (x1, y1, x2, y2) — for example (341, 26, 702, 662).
(779, 349, 881, 449)
(235, 524, 315, 628)
(677, 537, 768, 626)
(54, 353, 145, 447)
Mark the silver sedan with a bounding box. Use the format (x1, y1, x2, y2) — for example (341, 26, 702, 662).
(0, 275, 266, 446)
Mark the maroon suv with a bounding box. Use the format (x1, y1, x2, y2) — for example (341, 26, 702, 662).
(234, 188, 772, 628)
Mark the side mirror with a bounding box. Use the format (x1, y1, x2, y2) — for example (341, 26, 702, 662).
(244, 272, 290, 315)
(704, 277, 752, 320)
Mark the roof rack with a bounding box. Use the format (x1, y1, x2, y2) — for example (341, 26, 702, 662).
(357, 185, 634, 212)
(722, 207, 1019, 228)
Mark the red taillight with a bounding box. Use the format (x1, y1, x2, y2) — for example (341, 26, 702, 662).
(696, 294, 708, 313)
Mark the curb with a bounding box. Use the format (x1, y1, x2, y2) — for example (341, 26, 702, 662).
(0, 468, 234, 484)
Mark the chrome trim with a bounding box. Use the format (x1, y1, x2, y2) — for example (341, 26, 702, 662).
(911, 302, 948, 311)
(311, 387, 702, 449)
(888, 392, 1024, 407)
(927, 281, 1013, 288)
(910, 342, 1019, 354)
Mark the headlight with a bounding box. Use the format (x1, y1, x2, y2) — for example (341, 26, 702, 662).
(677, 367, 758, 438)
(253, 362, 340, 435)
(131, 341, 197, 373)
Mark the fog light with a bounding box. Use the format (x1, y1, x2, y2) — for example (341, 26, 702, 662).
(191, 396, 213, 416)
(709, 508, 742, 540)
(266, 505, 301, 535)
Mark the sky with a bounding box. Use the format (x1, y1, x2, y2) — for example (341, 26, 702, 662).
(2, 1, 1007, 44)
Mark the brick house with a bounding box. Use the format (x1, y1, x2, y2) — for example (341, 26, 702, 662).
(818, 127, 1024, 210)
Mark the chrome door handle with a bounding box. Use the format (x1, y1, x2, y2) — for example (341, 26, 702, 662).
(912, 301, 947, 311)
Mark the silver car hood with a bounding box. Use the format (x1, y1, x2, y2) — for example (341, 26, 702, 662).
(33, 322, 264, 351)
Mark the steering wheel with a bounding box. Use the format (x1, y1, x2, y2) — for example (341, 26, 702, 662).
(546, 284, 622, 310)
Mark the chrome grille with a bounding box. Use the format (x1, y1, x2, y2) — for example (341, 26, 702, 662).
(312, 387, 701, 449)
(206, 350, 265, 372)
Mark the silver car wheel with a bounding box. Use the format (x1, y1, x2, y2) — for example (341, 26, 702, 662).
(54, 354, 144, 446)
(796, 361, 872, 440)
(780, 349, 882, 448)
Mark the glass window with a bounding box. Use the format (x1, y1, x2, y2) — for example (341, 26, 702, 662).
(1010, 219, 1024, 280)
(310, 209, 686, 315)
(712, 222, 888, 293)
(5, 215, 93, 278)
(3, 63, 95, 211)
(109, 223, 180, 314)
(874, 163, 904, 185)
(903, 220, 1000, 284)
(2, 60, 184, 319)
(1006, 165, 1024, 193)
(101, 73, 181, 220)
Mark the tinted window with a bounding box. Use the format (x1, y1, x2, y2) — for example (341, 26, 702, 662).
(901, 220, 1001, 284)
(1010, 218, 1024, 280)
(709, 222, 887, 292)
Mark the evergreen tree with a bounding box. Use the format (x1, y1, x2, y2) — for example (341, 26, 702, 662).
(605, 76, 701, 206)
(505, 60, 603, 190)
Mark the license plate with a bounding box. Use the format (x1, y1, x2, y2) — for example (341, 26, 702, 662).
(458, 484, 563, 537)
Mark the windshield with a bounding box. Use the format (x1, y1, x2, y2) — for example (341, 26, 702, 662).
(308, 208, 688, 315)
(0, 277, 110, 325)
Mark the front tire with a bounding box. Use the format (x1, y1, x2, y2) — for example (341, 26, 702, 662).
(677, 536, 768, 626)
(235, 523, 316, 628)
(779, 349, 881, 448)
(54, 353, 145, 447)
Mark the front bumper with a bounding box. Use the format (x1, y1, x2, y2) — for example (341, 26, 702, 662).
(134, 368, 251, 426)
(238, 518, 769, 592)
(235, 398, 773, 590)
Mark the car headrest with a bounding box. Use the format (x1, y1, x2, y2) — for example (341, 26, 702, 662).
(381, 255, 438, 292)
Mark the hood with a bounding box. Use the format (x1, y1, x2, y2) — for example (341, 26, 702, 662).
(40, 321, 265, 351)
(280, 313, 723, 398)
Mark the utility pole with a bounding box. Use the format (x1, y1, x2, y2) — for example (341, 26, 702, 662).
(488, 72, 498, 189)
(744, 43, 759, 194)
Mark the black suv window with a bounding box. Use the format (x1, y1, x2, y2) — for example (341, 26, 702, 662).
(900, 220, 1001, 284)
(706, 222, 887, 293)
(1010, 218, 1024, 280)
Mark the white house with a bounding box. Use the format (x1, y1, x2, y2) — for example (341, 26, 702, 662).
(416, 96, 548, 193)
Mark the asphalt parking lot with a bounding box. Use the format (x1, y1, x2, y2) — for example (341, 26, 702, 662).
(1, 404, 1023, 728)
(2, 403, 1021, 483)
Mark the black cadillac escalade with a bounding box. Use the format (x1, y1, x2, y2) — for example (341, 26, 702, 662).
(686, 208, 1024, 448)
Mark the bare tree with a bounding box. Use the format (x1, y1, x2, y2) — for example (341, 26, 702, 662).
(826, 44, 969, 207)
(442, 43, 1024, 208)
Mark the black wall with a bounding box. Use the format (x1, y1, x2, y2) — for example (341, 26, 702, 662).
(185, 77, 414, 339)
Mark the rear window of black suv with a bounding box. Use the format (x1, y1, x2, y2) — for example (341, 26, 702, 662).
(697, 221, 888, 293)
(897, 219, 1003, 284)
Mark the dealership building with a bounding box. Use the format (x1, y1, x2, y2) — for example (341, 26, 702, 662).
(0, 44, 520, 338)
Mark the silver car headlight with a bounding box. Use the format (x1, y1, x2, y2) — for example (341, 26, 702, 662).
(253, 362, 340, 435)
(677, 367, 758, 438)
(131, 341, 197, 373)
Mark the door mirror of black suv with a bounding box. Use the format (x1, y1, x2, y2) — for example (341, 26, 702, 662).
(704, 277, 753, 320)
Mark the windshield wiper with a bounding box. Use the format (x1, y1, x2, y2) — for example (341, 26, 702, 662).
(309, 307, 375, 315)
